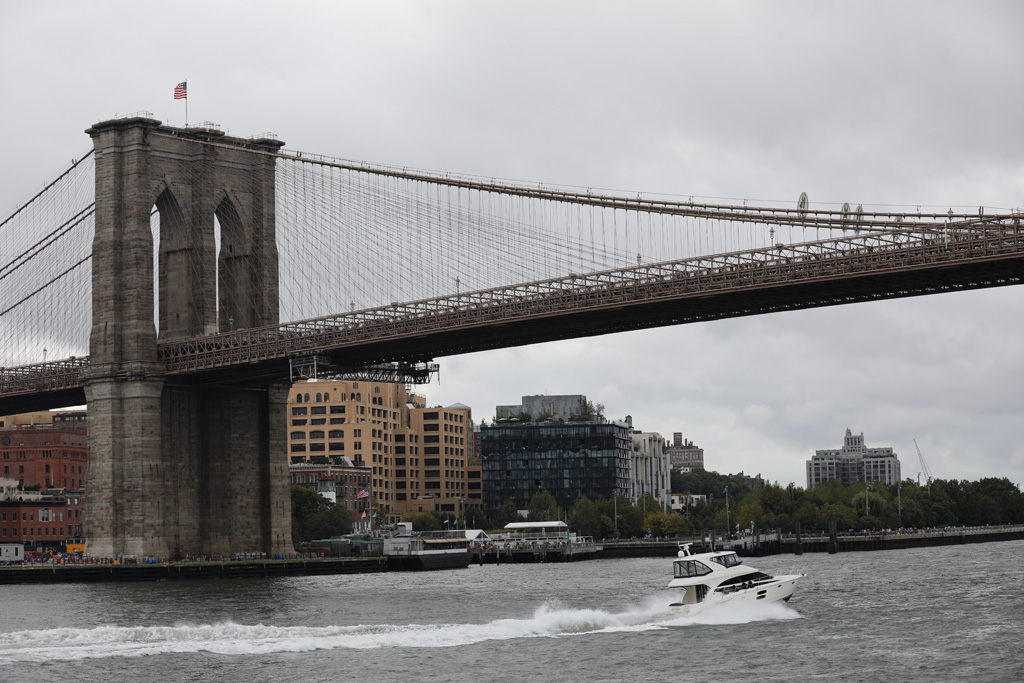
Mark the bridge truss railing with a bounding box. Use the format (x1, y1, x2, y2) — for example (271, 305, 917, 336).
(0, 357, 89, 399)
(154, 213, 1022, 372)
(1, 210, 1020, 400)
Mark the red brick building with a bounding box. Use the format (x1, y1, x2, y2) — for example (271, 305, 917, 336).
(0, 498, 70, 550)
(289, 456, 373, 518)
(1, 411, 88, 550)
(0, 412, 88, 489)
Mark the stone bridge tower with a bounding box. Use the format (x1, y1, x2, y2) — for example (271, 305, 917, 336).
(82, 117, 292, 559)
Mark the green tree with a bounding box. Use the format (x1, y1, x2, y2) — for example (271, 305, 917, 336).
(615, 496, 646, 538)
(491, 499, 523, 528)
(527, 490, 562, 522)
(645, 510, 687, 536)
(291, 486, 350, 542)
(737, 500, 765, 531)
(760, 484, 791, 516)
(568, 497, 615, 539)
(816, 502, 857, 531)
(404, 512, 441, 531)
(305, 503, 353, 540)
(464, 506, 488, 529)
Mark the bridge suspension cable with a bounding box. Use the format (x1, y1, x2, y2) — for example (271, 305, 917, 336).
(0, 152, 95, 368)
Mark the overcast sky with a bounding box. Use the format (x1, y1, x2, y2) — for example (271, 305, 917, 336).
(2, 1, 1022, 488)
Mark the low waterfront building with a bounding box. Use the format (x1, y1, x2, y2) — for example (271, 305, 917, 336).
(670, 493, 707, 512)
(806, 428, 902, 488)
(0, 496, 71, 551)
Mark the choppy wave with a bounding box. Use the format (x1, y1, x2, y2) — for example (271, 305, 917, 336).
(0, 596, 798, 663)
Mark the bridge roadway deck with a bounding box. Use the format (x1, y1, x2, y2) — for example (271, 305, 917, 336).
(3, 217, 1023, 413)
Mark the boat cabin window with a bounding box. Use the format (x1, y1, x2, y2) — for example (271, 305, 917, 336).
(709, 553, 743, 568)
(674, 559, 713, 578)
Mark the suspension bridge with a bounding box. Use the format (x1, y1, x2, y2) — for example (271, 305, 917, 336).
(2, 115, 1022, 559)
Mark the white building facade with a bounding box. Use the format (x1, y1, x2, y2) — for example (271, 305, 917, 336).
(807, 428, 902, 488)
(630, 431, 671, 509)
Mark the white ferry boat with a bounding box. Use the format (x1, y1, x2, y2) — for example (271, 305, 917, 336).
(668, 543, 803, 615)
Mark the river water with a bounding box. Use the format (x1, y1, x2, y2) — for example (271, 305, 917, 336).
(2, 540, 1021, 682)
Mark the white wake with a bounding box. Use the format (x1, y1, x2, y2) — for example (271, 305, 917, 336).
(0, 595, 799, 663)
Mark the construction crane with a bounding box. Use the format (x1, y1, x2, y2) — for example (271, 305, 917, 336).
(914, 439, 933, 495)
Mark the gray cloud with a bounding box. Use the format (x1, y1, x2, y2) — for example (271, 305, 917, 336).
(2, 1, 1022, 487)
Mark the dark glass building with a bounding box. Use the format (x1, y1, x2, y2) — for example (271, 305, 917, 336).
(480, 421, 632, 514)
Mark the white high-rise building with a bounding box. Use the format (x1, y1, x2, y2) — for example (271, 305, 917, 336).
(806, 428, 901, 488)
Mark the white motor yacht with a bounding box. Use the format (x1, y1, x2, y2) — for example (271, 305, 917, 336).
(668, 543, 804, 615)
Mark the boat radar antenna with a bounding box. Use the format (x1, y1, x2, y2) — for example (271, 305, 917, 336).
(678, 542, 693, 557)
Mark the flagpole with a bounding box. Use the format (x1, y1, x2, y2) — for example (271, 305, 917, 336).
(185, 77, 188, 126)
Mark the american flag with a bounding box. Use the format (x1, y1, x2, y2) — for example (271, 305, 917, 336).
(356, 486, 370, 499)
(174, 81, 187, 100)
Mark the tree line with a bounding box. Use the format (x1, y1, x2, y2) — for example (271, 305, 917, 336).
(291, 471, 1024, 542)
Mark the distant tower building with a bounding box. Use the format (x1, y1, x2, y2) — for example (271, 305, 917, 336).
(666, 433, 704, 471)
(806, 428, 901, 488)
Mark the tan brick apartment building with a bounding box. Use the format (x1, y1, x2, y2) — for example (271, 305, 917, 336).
(287, 380, 480, 524)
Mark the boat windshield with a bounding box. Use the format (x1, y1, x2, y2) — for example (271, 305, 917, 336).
(709, 553, 743, 568)
(674, 559, 713, 578)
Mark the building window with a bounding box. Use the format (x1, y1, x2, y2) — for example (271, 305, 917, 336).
(330, 405, 345, 414)
(310, 430, 325, 440)
(311, 406, 326, 415)
(292, 407, 308, 416)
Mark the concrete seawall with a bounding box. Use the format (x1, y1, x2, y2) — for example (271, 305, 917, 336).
(3, 526, 1021, 583)
(0, 556, 386, 584)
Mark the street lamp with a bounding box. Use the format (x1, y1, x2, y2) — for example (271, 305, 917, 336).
(724, 487, 730, 534)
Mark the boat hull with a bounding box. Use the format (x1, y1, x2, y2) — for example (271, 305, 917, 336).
(671, 574, 803, 615)
(386, 551, 475, 571)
